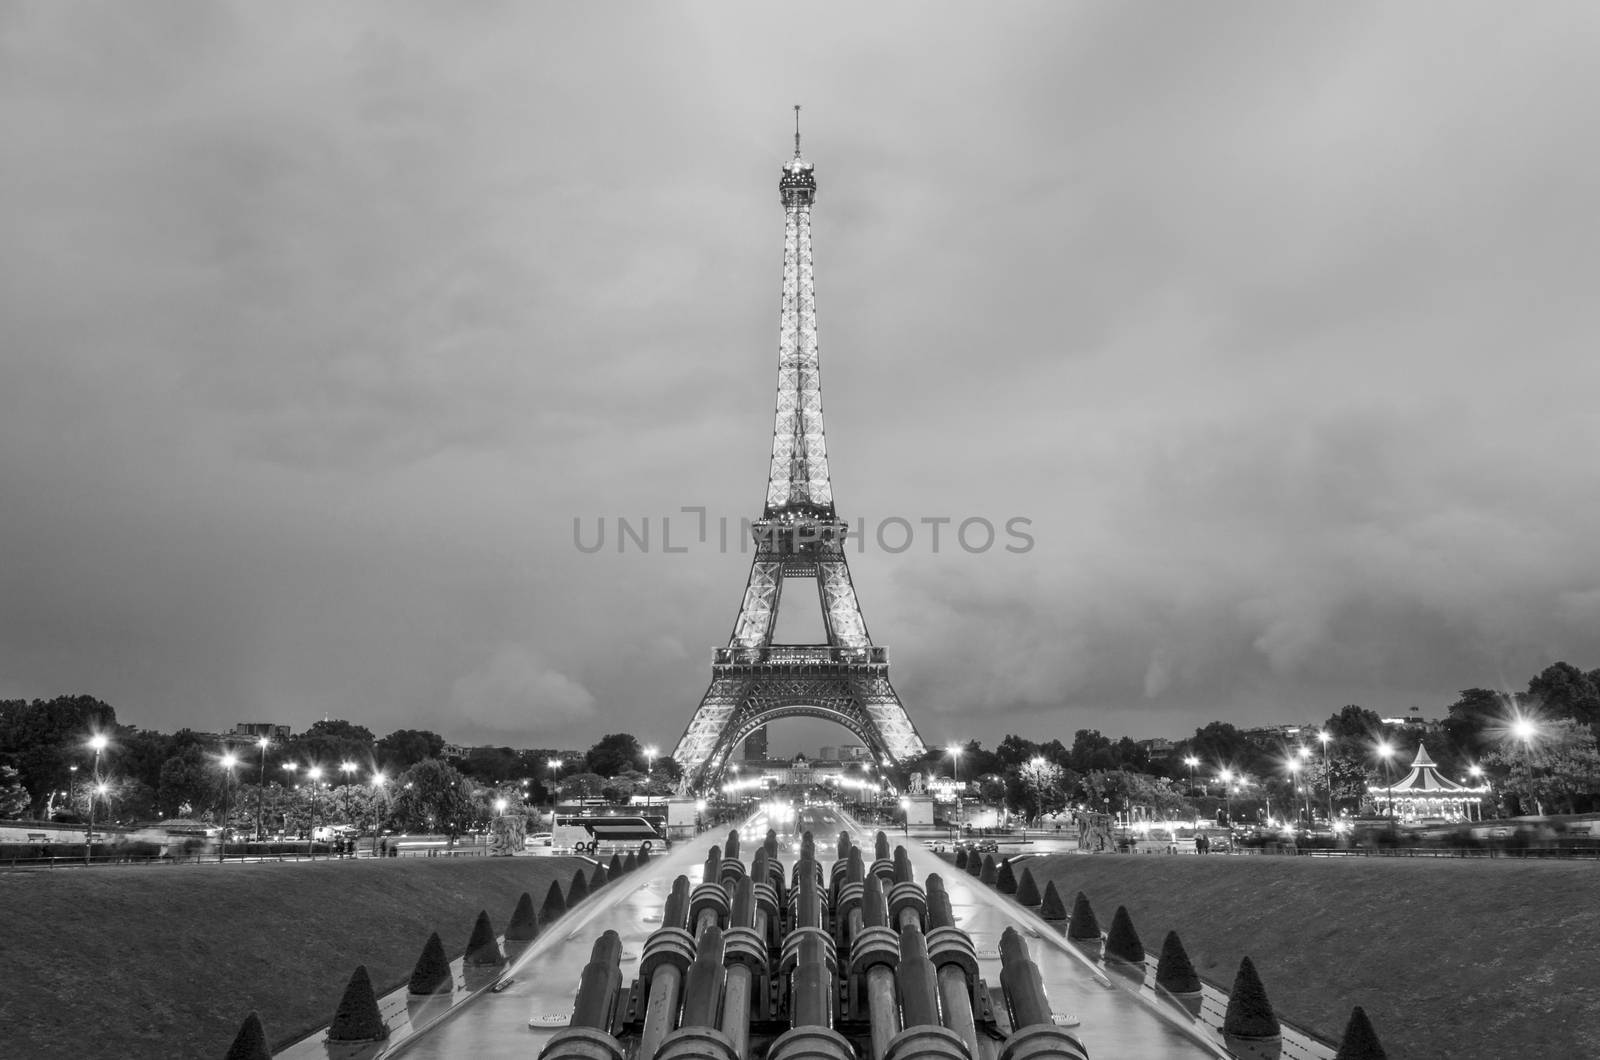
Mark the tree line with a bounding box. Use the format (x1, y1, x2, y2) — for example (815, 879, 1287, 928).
(4, 660, 1598, 832)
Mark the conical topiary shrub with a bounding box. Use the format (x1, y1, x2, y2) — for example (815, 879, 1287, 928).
(1223, 956, 1281, 1039)
(1067, 892, 1101, 941)
(996, 858, 1018, 895)
(464, 909, 504, 967)
(979, 854, 998, 884)
(506, 892, 540, 943)
(608, 852, 624, 877)
(954, 847, 968, 870)
(1334, 1006, 1387, 1060)
(1104, 905, 1144, 963)
(623, 851, 638, 873)
(965, 849, 983, 876)
(408, 932, 453, 995)
(224, 1011, 271, 1060)
(637, 842, 651, 864)
(1040, 880, 1068, 921)
(1155, 931, 1201, 994)
(568, 867, 591, 904)
(590, 863, 609, 890)
(540, 879, 567, 922)
(328, 965, 388, 1042)
(1016, 868, 1042, 908)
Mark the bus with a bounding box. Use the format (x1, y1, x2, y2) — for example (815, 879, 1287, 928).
(552, 813, 666, 855)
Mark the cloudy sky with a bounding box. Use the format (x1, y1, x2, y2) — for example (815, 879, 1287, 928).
(3, 2, 1599, 756)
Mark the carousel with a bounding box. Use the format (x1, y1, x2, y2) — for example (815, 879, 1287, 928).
(1367, 744, 1491, 821)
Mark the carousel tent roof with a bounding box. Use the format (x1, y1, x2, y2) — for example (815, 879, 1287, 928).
(1373, 744, 1488, 794)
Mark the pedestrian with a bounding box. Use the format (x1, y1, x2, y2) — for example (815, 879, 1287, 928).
(377, 836, 387, 858)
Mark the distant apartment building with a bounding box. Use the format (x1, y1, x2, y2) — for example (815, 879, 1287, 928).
(229, 722, 292, 742)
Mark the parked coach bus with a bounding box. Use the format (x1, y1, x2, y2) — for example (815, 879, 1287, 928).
(552, 813, 666, 855)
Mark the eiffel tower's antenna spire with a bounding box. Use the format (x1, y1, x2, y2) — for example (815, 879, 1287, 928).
(794, 103, 802, 157)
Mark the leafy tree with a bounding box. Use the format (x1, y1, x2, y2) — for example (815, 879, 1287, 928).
(376, 729, 445, 772)
(285, 720, 376, 777)
(1005, 757, 1070, 822)
(560, 772, 606, 799)
(1527, 662, 1600, 732)
(157, 744, 224, 818)
(1483, 718, 1600, 815)
(0, 695, 119, 809)
(394, 758, 475, 834)
(585, 734, 642, 777)
(0, 765, 31, 817)
(1068, 730, 1116, 773)
(1438, 688, 1517, 776)
(995, 734, 1040, 768)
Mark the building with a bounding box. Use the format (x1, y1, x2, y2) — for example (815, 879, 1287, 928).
(230, 722, 292, 743)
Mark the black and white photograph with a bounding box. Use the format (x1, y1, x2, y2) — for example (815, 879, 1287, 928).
(2, 4, 1598, 1058)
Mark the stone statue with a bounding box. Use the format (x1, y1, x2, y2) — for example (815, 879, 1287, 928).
(908, 771, 926, 795)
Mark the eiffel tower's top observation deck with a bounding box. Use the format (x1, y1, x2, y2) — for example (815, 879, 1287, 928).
(764, 121, 835, 521)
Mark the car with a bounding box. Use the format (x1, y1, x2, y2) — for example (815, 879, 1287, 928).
(525, 833, 553, 848)
(973, 838, 999, 853)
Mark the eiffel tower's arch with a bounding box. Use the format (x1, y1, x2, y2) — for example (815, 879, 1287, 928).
(671, 120, 926, 793)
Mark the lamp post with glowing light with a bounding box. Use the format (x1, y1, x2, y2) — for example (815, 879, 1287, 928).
(1375, 742, 1396, 826)
(1317, 730, 1333, 823)
(547, 758, 563, 812)
(1467, 764, 1486, 820)
(1184, 755, 1199, 798)
(280, 763, 297, 836)
(947, 744, 964, 834)
(1295, 746, 1313, 824)
(340, 760, 357, 822)
(1287, 758, 1303, 829)
(255, 737, 270, 840)
(306, 766, 323, 840)
(219, 751, 239, 862)
(644, 745, 658, 813)
(371, 773, 387, 854)
(1218, 769, 1234, 826)
(1511, 718, 1542, 815)
(85, 734, 108, 864)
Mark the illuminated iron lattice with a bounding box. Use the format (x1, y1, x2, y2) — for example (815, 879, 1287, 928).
(672, 133, 926, 791)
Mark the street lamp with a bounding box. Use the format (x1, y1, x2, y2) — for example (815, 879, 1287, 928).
(1510, 718, 1542, 814)
(1218, 769, 1234, 827)
(85, 734, 108, 865)
(1183, 756, 1199, 798)
(547, 758, 563, 810)
(1287, 758, 1303, 829)
(644, 745, 658, 812)
(219, 751, 239, 862)
(947, 744, 963, 834)
(371, 773, 387, 854)
(340, 761, 357, 821)
(306, 766, 323, 841)
(255, 737, 270, 840)
(1317, 730, 1333, 823)
(1295, 747, 1313, 823)
(1375, 742, 1396, 826)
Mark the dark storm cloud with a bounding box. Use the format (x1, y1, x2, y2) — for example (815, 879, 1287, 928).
(2, 2, 1598, 751)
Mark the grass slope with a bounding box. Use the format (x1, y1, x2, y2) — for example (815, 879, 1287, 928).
(1028, 854, 1600, 1060)
(0, 856, 582, 1059)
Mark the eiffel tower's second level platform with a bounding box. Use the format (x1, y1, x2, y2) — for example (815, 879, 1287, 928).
(712, 644, 889, 669)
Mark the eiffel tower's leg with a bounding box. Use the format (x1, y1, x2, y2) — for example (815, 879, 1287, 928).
(852, 672, 924, 765)
(817, 557, 869, 648)
(674, 673, 753, 789)
(729, 558, 783, 650)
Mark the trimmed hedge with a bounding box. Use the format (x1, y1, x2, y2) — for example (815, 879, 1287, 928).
(408, 932, 452, 995)
(1223, 956, 1281, 1039)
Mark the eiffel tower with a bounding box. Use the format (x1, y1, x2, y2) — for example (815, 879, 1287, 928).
(672, 112, 927, 791)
